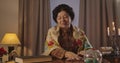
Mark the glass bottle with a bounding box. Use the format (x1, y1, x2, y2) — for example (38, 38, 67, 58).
(84, 49, 102, 63)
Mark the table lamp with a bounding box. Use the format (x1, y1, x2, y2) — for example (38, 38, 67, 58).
(0, 33, 21, 54)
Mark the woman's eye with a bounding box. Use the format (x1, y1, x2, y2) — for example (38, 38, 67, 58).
(57, 15, 68, 20)
(64, 16, 68, 18)
(57, 17, 61, 20)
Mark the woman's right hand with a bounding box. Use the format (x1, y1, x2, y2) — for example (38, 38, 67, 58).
(65, 51, 81, 60)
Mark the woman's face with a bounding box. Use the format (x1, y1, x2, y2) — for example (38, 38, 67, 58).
(56, 11, 71, 29)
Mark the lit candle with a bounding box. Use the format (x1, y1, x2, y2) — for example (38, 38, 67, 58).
(112, 22, 115, 31)
(107, 27, 110, 36)
(113, 26, 115, 31)
(112, 21, 115, 26)
(118, 28, 120, 35)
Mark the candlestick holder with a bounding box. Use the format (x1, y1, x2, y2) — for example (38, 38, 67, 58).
(107, 21, 120, 56)
(109, 35, 120, 56)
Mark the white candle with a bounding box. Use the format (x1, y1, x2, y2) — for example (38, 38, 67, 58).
(107, 27, 110, 36)
(112, 22, 115, 31)
(113, 26, 115, 31)
(112, 21, 114, 25)
(118, 28, 120, 35)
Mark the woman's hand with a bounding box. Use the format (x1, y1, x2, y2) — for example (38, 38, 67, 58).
(65, 51, 82, 60)
(77, 51, 85, 57)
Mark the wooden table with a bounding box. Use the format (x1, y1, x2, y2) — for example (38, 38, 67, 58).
(103, 54, 120, 63)
(39, 59, 110, 63)
(6, 58, 110, 63)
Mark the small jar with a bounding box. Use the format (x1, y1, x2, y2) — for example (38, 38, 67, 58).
(84, 49, 102, 63)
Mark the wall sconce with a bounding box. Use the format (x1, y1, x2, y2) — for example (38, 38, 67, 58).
(0, 33, 21, 60)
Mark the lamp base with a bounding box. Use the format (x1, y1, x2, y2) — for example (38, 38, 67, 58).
(8, 46, 14, 54)
(8, 46, 14, 61)
(0, 57, 2, 63)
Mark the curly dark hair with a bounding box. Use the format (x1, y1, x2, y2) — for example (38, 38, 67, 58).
(52, 4, 75, 23)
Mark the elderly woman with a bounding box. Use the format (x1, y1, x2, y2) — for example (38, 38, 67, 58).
(43, 4, 92, 60)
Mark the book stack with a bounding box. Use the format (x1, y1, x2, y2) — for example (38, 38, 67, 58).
(15, 55, 52, 63)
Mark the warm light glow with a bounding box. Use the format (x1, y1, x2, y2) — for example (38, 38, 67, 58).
(107, 27, 110, 36)
(112, 21, 115, 26)
(0, 33, 21, 45)
(118, 28, 120, 35)
(112, 21, 115, 31)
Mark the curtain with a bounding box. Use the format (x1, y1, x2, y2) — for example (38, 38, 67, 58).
(18, 0, 50, 56)
(79, 0, 117, 49)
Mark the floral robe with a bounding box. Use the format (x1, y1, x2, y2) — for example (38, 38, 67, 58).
(43, 25, 92, 59)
